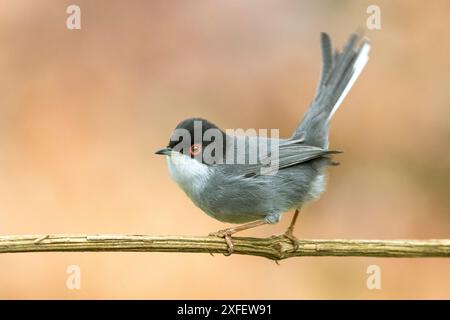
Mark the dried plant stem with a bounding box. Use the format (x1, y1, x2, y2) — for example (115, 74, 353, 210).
(1, 234, 450, 260)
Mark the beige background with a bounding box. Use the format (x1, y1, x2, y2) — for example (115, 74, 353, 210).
(0, 0, 449, 299)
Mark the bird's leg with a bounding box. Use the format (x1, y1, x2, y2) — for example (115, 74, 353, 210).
(209, 220, 267, 255)
(282, 209, 301, 250)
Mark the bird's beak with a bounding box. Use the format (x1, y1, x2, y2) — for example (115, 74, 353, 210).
(155, 147, 172, 156)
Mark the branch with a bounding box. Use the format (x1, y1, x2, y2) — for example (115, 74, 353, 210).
(1, 234, 450, 260)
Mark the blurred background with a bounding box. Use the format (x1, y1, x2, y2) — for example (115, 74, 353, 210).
(0, 0, 449, 299)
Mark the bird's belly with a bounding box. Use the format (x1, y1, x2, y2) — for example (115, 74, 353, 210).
(197, 177, 295, 224)
(202, 208, 265, 224)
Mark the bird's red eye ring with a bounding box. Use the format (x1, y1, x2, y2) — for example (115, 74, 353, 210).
(190, 144, 202, 156)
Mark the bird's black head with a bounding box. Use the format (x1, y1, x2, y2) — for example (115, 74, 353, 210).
(156, 118, 226, 165)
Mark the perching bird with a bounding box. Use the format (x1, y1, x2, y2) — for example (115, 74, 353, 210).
(156, 32, 370, 254)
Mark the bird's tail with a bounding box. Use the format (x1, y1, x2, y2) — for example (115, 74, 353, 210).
(292, 32, 370, 148)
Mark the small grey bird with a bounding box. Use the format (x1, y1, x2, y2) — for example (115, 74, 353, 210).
(156, 32, 370, 254)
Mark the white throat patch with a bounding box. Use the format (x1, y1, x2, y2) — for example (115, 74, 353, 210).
(166, 153, 210, 197)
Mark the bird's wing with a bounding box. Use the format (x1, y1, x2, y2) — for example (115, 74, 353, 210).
(241, 144, 340, 178)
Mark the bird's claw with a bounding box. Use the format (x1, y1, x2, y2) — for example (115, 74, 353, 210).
(209, 229, 235, 256)
(281, 230, 300, 251)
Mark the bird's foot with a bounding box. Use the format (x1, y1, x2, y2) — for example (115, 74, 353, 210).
(209, 228, 235, 256)
(280, 228, 300, 251)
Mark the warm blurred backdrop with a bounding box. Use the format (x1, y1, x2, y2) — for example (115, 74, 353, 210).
(0, 0, 449, 299)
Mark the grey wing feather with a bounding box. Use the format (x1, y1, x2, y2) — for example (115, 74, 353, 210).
(243, 144, 340, 178)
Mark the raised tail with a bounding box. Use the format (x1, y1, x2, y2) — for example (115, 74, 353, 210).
(292, 32, 370, 148)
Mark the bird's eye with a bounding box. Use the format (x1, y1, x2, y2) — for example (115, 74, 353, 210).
(189, 144, 202, 156)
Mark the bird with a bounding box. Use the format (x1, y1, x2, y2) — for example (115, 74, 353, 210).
(155, 32, 370, 255)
